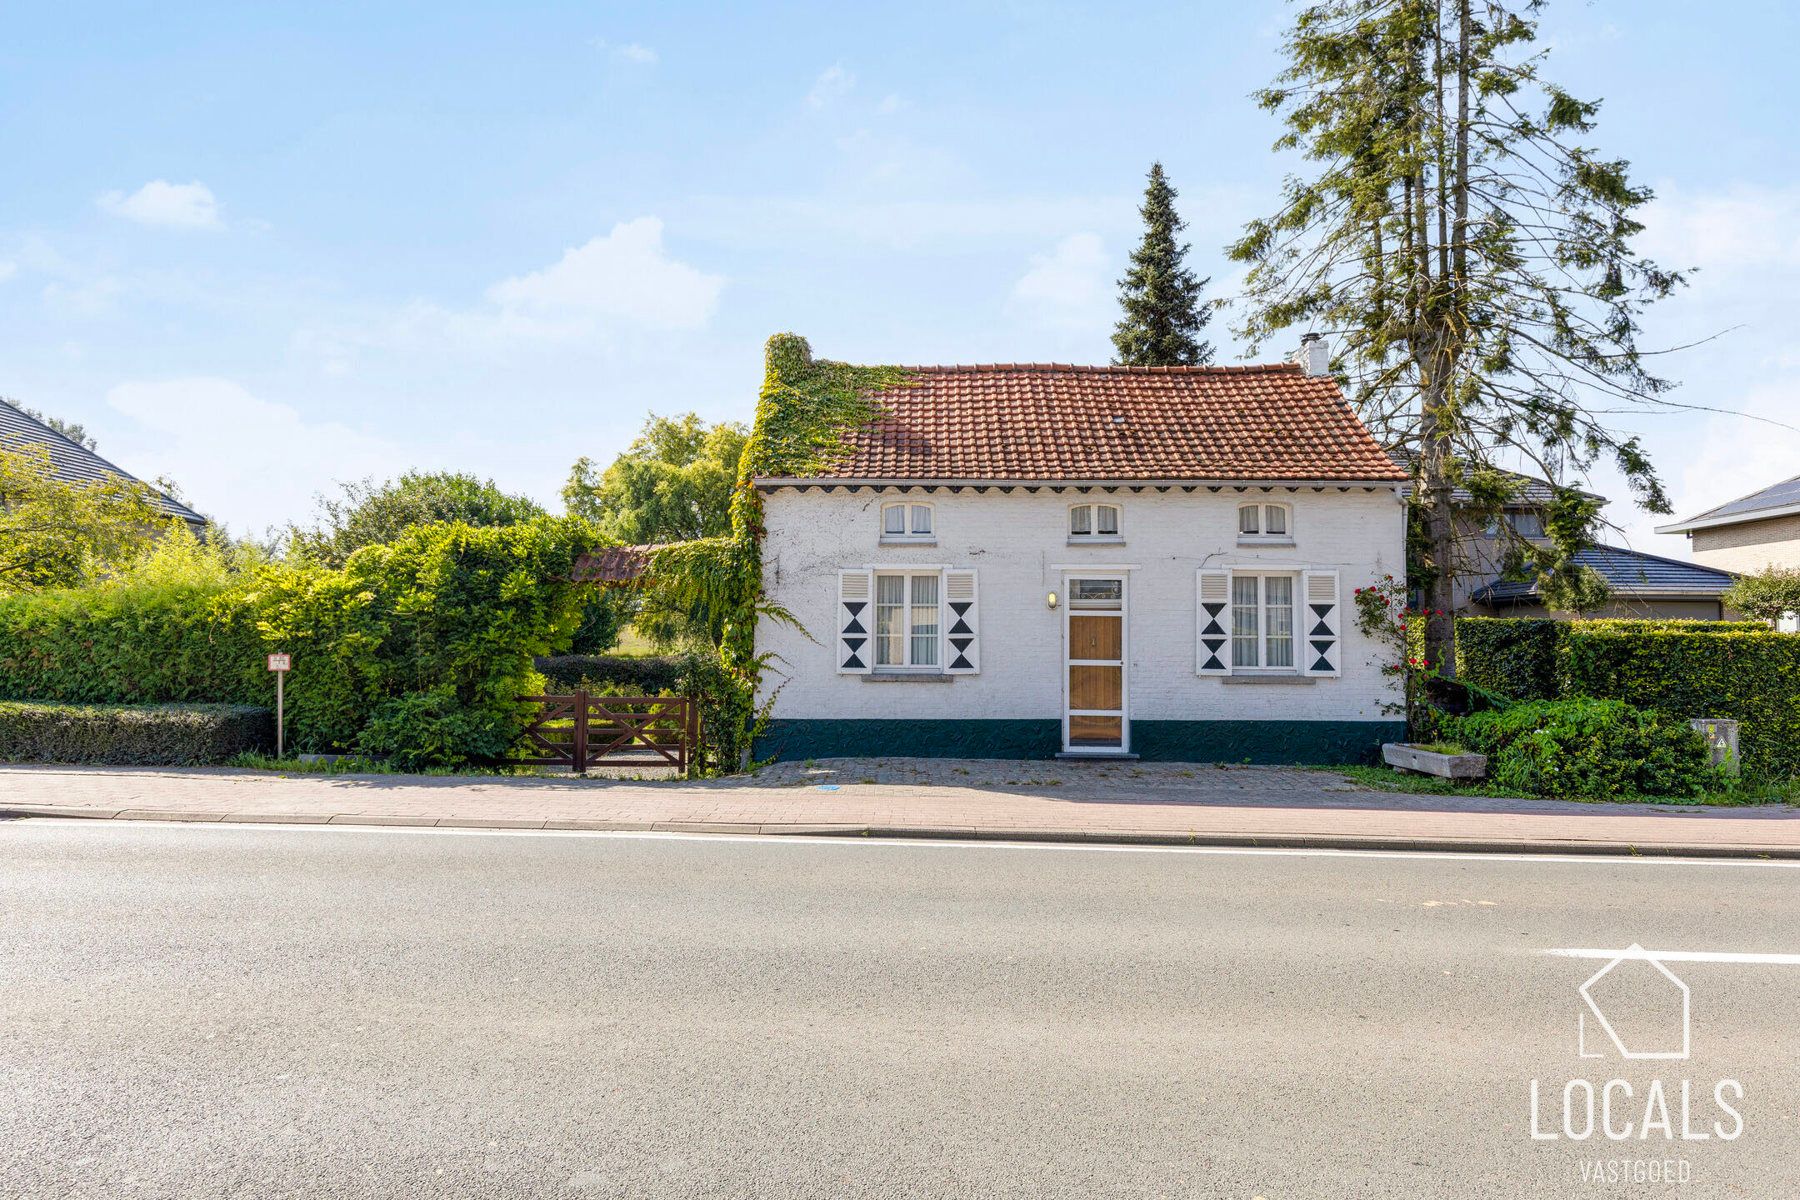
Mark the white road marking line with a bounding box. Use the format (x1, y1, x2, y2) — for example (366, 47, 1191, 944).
(1544, 947, 1800, 965)
(16, 817, 1800, 869)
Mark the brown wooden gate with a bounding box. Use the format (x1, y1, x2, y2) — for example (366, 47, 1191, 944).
(517, 691, 699, 773)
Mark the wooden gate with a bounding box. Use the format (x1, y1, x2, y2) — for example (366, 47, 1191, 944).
(517, 691, 700, 773)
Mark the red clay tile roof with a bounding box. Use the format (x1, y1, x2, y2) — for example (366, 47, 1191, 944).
(783, 362, 1405, 483)
(571, 545, 653, 584)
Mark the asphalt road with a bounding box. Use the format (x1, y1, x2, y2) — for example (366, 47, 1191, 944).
(3, 821, 1798, 1199)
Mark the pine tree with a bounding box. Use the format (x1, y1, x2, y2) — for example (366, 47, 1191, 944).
(1112, 163, 1213, 367)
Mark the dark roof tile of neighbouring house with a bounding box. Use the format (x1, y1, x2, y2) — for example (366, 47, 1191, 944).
(1387, 451, 1604, 506)
(571, 545, 653, 584)
(1656, 473, 1800, 534)
(1471, 544, 1735, 604)
(0, 401, 206, 528)
(772, 362, 1407, 484)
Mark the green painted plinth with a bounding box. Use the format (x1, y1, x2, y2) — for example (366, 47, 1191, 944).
(755, 719, 1402, 765)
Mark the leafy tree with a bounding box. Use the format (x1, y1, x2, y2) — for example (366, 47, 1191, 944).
(1229, 0, 1684, 671)
(1112, 163, 1214, 367)
(0, 443, 178, 592)
(290, 470, 545, 567)
(563, 414, 749, 650)
(1722, 566, 1800, 625)
(563, 413, 748, 544)
(2, 396, 98, 450)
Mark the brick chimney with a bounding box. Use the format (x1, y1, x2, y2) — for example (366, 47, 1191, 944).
(1295, 333, 1330, 377)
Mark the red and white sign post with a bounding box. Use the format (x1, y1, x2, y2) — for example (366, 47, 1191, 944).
(266, 653, 291, 758)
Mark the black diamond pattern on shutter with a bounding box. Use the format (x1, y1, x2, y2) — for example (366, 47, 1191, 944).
(1302, 571, 1340, 676)
(948, 601, 972, 636)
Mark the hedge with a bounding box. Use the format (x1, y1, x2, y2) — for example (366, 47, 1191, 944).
(1560, 629, 1800, 780)
(534, 654, 683, 695)
(0, 519, 597, 768)
(1458, 618, 1769, 705)
(0, 702, 272, 766)
(1451, 617, 1799, 779)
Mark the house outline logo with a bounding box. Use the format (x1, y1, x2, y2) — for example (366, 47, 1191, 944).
(1577, 944, 1690, 1061)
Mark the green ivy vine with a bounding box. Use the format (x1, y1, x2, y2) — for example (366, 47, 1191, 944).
(642, 333, 914, 768)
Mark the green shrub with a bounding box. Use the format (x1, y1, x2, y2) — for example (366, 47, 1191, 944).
(1456, 617, 1768, 704)
(1456, 617, 1564, 701)
(534, 654, 683, 694)
(1560, 628, 1800, 780)
(0, 518, 600, 769)
(1455, 699, 1720, 800)
(0, 701, 272, 766)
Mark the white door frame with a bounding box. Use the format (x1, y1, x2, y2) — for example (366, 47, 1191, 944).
(1061, 572, 1129, 755)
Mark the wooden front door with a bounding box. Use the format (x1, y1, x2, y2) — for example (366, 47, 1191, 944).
(1064, 576, 1127, 753)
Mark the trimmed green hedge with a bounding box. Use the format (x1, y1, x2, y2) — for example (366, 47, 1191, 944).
(0, 701, 272, 766)
(1454, 699, 1719, 800)
(1457, 618, 1564, 700)
(534, 654, 683, 694)
(1458, 618, 1769, 702)
(0, 519, 597, 769)
(1453, 618, 1799, 779)
(1560, 629, 1800, 780)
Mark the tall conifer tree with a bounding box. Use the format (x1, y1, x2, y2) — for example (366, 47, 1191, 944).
(1113, 163, 1213, 367)
(1230, 0, 1684, 671)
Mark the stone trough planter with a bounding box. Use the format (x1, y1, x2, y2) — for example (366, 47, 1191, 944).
(1382, 743, 1488, 780)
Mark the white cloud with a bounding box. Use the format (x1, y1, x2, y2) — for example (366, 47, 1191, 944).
(806, 64, 855, 110)
(876, 93, 904, 115)
(1640, 185, 1800, 279)
(0, 260, 15, 283)
(105, 378, 404, 534)
(1008, 233, 1113, 328)
(593, 38, 657, 64)
(97, 180, 222, 230)
(485, 216, 723, 334)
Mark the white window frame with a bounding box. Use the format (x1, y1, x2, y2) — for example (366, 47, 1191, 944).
(1229, 571, 1300, 673)
(1237, 502, 1294, 544)
(873, 570, 943, 671)
(880, 501, 936, 544)
(1068, 502, 1123, 543)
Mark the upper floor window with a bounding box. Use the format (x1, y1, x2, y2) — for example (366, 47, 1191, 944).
(1069, 503, 1121, 541)
(1484, 510, 1545, 540)
(881, 501, 934, 543)
(1238, 502, 1291, 542)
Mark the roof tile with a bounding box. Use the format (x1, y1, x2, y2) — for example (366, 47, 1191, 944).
(787, 362, 1405, 483)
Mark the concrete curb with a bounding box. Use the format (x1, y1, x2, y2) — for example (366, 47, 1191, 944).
(5, 804, 1796, 860)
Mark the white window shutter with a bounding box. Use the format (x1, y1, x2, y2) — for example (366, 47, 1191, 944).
(1302, 570, 1341, 677)
(836, 570, 874, 674)
(944, 569, 979, 674)
(1196, 569, 1232, 675)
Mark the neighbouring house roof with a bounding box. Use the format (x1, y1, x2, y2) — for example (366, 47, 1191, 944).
(1387, 450, 1604, 507)
(0, 400, 206, 529)
(570, 545, 653, 584)
(770, 363, 1406, 484)
(1471, 544, 1735, 605)
(1656, 473, 1800, 534)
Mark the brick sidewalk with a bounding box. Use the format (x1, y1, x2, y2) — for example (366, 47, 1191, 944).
(3, 760, 1797, 857)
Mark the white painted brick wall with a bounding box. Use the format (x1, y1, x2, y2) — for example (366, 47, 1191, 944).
(755, 486, 1406, 723)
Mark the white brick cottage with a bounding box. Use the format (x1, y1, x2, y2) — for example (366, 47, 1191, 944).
(752, 347, 1409, 763)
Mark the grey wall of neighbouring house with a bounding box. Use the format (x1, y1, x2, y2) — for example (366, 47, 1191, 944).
(1481, 597, 1728, 622)
(1687, 514, 1800, 574)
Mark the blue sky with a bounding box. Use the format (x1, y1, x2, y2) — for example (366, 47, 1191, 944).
(4, 1, 1798, 554)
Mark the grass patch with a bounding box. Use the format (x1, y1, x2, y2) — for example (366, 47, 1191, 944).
(1326, 764, 1795, 807)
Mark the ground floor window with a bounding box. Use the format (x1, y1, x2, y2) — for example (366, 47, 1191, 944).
(875, 572, 940, 668)
(1231, 573, 1296, 669)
